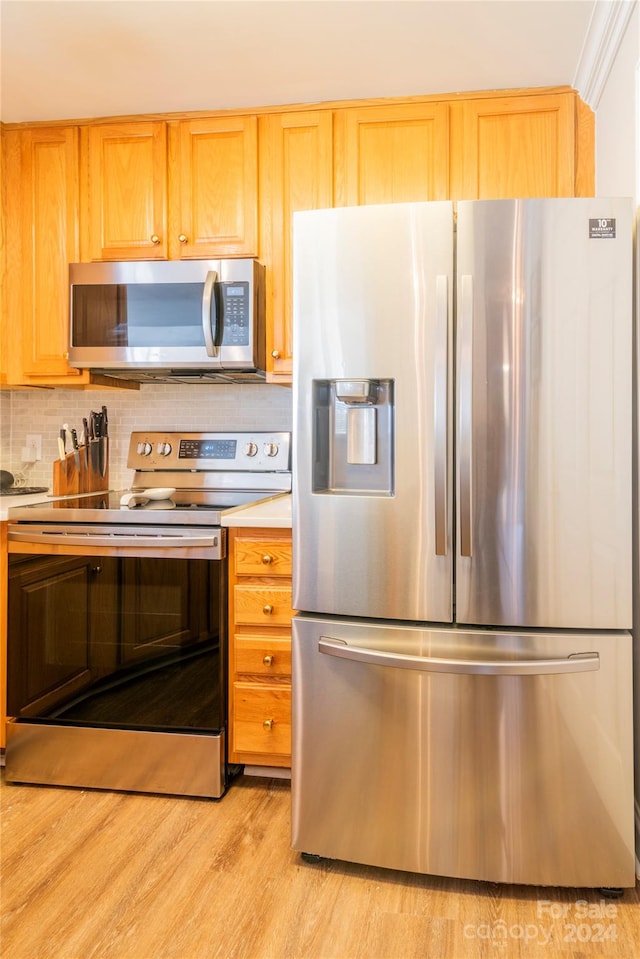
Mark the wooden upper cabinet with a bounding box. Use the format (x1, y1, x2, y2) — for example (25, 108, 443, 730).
(334, 102, 449, 206)
(5, 125, 91, 383)
(168, 116, 258, 259)
(453, 91, 584, 199)
(81, 116, 258, 261)
(81, 121, 168, 260)
(0, 126, 7, 385)
(259, 111, 333, 381)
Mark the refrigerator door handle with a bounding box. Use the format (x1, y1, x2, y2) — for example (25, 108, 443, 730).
(434, 274, 448, 556)
(459, 274, 473, 557)
(319, 637, 600, 675)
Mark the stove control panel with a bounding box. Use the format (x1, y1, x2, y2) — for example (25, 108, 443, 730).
(127, 432, 291, 472)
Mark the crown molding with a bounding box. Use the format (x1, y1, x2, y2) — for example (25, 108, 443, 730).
(573, 0, 637, 109)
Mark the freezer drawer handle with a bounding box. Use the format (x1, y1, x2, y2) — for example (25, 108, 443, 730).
(318, 638, 600, 675)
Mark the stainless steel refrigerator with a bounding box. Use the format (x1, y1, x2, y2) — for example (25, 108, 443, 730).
(291, 198, 635, 889)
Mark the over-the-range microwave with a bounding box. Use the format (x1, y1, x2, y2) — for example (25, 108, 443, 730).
(68, 259, 266, 383)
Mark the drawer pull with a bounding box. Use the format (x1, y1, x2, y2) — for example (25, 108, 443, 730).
(263, 655, 274, 666)
(263, 604, 274, 615)
(262, 554, 274, 565)
(263, 719, 275, 730)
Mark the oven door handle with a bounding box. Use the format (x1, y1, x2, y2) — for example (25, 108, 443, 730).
(8, 530, 222, 550)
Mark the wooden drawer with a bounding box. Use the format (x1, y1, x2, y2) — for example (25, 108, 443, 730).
(235, 635, 291, 677)
(233, 683, 291, 756)
(234, 584, 293, 627)
(234, 538, 292, 577)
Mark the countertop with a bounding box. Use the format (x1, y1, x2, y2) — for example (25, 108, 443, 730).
(0, 490, 57, 520)
(221, 493, 292, 529)
(1, 491, 292, 527)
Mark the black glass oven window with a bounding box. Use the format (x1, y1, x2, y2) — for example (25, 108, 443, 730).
(7, 553, 226, 733)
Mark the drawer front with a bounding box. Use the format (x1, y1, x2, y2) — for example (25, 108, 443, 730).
(235, 635, 291, 677)
(234, 585, 293, 627)
(233, 683, 291, 756)
(234, 538, 292, 577)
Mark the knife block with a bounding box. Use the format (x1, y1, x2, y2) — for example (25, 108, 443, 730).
(53, 438, 109, 496)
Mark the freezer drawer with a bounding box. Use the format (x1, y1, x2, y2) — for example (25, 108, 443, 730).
(291, 615, 635, 888)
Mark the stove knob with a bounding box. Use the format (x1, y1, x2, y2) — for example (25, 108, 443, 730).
(263, 443, 279, 457)
(156, 442, 172, 456)
(137, 442, 152, 456)
(245, 442, 258, 457)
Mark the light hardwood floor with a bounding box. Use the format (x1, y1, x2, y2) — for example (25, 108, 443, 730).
(1, 772, 639, 959)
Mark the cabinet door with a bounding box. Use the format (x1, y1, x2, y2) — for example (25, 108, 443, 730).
(455, 92, 577, 199)
(5, 126, 90, 384)
(0, 127, 7, 386)
(81, 121, 168, 260)
(259, 111, 333, 382)
(168, 116, 258, 259)
(335, 102, 449, 206)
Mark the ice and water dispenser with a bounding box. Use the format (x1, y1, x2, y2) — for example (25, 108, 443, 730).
(312, 379, 394, 494)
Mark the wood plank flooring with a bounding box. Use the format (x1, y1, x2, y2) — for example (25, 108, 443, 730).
(1, 772, 639, 959)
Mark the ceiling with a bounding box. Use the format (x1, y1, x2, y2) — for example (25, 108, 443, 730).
(0, 0, 597, 124)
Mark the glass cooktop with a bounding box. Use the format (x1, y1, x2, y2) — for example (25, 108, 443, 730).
(6, 489, 274, 526)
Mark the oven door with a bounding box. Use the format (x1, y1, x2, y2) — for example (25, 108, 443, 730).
(5, 524, 229, 798)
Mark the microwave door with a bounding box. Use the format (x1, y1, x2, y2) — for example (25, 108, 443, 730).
(202, 270, 220, 357)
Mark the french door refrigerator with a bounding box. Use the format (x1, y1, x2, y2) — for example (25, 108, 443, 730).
(291, 198, 635, 889)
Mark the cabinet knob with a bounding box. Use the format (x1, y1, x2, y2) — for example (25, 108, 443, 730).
(178, 234, 188, 244)
(263, 655, 274, 666)
(263, 719, 275, 730)
(91, 565, 102, 574)
(271, 350, 280, 359)
(262, 554, 273, 565)
(150, 234, 160, 245)
(263, 604, 274, 615)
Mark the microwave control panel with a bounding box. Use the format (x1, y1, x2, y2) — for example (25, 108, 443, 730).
(221, 282, 250, 346)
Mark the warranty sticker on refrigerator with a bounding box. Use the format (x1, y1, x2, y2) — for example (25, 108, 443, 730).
(589, 217, 616, 238)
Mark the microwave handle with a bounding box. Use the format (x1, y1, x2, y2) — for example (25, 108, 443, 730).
(202, 271, 219, 356)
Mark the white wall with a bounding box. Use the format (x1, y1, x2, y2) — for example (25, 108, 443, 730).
(595, 2, 639, 200)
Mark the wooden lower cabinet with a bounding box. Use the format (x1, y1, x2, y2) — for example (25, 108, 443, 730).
(227, 527, 293, 767)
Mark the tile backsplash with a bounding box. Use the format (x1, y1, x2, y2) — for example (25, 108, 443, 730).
(0, 383, 292, 491)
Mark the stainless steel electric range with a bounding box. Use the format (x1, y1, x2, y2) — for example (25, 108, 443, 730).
(5, 431, 291, 799)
